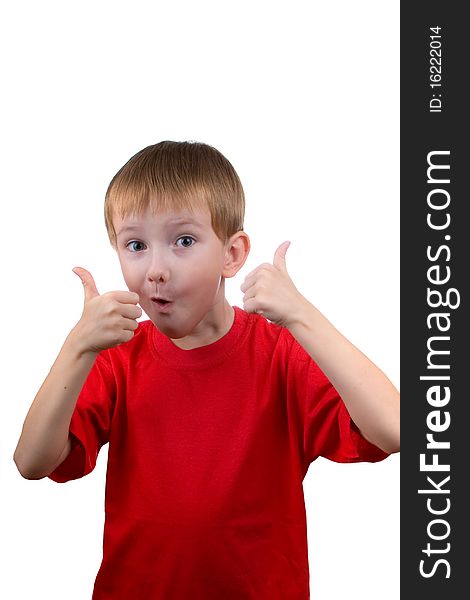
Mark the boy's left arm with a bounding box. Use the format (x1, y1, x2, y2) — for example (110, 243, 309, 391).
(240, 241, 400, 455)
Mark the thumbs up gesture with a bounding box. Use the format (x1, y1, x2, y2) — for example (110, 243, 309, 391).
(71, 267, 142, 356)
(240, 241, 307, 328)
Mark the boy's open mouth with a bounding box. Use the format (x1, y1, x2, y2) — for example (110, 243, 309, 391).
(152, 297, 173, 307)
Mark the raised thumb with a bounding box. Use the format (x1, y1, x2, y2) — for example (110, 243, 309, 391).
(273, 241, 291, 272)
(72, 267, 100, 302)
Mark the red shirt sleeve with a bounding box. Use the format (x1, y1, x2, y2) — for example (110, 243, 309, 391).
(286, 339, 389, 468)
(48, 353, 116, 483)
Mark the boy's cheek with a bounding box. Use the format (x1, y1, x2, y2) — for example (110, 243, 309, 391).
(118, 261, 141, 289)
(121, 273, 142, 297)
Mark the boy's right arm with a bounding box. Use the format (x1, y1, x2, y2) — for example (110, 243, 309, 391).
(13, 338, 99, 479)
(13, 267, 141, 480)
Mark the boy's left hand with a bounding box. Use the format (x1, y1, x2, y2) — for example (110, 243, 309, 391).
(240, 241, 307, 328)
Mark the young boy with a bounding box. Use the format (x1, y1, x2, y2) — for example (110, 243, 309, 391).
(14, 140, 399, 599)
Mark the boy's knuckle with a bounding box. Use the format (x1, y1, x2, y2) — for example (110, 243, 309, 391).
(102, 301, 115, 316)
(102, 291, 114, 302)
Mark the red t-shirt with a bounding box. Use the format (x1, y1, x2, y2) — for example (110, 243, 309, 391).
(49, 306, 388, 599)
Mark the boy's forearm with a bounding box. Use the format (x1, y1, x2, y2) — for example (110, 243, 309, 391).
(13, 330, 98, 479)
(287, 299, 400, 454)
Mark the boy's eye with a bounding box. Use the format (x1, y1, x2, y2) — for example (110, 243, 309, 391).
(126, 240, 146, 252)
(176, 236, 195, 248)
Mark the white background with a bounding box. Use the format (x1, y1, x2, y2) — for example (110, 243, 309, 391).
(0, 1, 399, 598)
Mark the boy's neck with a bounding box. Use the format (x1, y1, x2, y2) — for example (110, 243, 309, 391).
(170, 300, 235, 350)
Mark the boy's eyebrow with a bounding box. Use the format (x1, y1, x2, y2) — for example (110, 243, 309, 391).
(115, 225, 142, 237)
(167, 217, 204, 227)
(116, 219, 204, 237)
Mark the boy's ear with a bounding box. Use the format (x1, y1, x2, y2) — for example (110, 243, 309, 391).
(222, 231, 250, 278)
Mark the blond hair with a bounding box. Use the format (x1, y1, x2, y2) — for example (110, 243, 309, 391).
(104, 140, 245, 247)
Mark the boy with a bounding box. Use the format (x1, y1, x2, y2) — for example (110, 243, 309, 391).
(14, 140, 399, 599)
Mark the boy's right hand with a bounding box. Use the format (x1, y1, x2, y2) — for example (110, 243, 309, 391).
(70, 267, 142, 356)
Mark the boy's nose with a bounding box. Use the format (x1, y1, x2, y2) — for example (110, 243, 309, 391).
(146, 256, 170, 284)
(147, 268, 169, 283)
(147, 272, 166, 283)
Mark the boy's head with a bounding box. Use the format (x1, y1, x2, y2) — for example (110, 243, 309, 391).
(104, 140, 245, 248)
(104, 141, 250, 341)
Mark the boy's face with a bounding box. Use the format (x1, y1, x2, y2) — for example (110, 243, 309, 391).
(113, 205, 242, 341)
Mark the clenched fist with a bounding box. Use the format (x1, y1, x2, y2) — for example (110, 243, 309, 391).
(240, 241, 310, 329)
(70, 267, 142, 356)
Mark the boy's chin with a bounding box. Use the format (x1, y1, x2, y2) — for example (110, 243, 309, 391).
(150, 316, 192, 340)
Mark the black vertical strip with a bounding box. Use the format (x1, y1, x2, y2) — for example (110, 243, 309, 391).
(401, 3, 468, 597)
